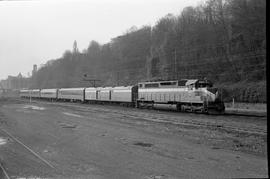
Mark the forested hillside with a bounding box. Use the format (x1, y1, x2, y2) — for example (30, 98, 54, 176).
(31, 0, 266, 103)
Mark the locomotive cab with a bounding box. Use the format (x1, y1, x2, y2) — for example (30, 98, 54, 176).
(186, 79, 225, 113)
(196, 79, 225, 113)
(195, 79, 213, 88)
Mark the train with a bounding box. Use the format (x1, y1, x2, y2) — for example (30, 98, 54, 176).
(19, 79, 225, 114)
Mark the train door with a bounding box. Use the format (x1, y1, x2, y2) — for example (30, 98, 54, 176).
(56, 89, 59, 99)
(131, 85, 138, 102)
(109, 90, 112, 101)
(96, 90, 100, 100)
(83, 88, 85, 102)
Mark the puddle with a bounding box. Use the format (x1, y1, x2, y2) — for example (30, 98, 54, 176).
(16, 177, 49, 179)
(63, 112, 82, 118)
(0, 137, 7, 145)
(133, 142, 153, 147)
(146, 175, 166, 179)
(23, 105, 45, 110)
(58, 122, 77, 129)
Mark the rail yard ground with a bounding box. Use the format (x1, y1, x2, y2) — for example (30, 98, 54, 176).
(0, 98, 267, 178)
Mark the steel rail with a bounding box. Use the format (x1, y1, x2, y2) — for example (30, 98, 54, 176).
(0, 128, 56, 170)
(48, 101, 267, 136)
(15, 99, 267, 135)
(18, 98, 266, 117)
(0, 162, 10, 179)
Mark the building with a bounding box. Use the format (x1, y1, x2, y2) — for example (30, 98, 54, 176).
(32, 64, 37, 76)
(0, 64, 39, 90)
(0, 73, 30, 90)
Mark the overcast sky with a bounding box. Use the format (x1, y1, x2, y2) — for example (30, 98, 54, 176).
(0, 0, 202, 80)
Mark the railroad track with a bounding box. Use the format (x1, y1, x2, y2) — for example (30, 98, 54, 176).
(39, 101, 266, 136)
(13, 98, 267, 117)
(0, 128, 57, 178)
(105, 110, 267, 136)
(0, 162, 10, 179)
(10, 99, 267, 136)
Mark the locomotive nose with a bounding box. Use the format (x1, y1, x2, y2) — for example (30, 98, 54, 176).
(207, 87, 218, 94)
(207, 87, 225, 113)
(207, 87, 223, 103)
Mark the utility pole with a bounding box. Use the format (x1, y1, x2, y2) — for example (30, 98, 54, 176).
(30, 90, 32, 103)
(174, 48, 177, 80)
(82, 74, 100, 87)
(116, 72, 120, 86)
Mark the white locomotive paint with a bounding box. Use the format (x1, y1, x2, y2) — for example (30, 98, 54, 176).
(138, 80, 219, 105)
(185, 79, 198, 86)
(139, 88, 188, 92)
(138, 88, 205, 103)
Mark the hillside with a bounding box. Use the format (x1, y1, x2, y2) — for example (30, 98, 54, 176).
(31, 0, 266, 103)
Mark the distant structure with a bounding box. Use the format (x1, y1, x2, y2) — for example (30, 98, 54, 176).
(32, 64, 37, 76)
(73, 40, 79, 54)
(82, 74, 100, 87)
(0, 64, 37, 90)
(0, 73, 30, 89)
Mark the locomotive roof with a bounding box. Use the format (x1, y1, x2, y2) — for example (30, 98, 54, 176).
(138, 79, 199, 86)
(138, 80, 178, 84)
(185, 79, 198, 86)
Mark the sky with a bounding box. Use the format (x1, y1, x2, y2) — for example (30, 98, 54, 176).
(0, 0, 202, 80)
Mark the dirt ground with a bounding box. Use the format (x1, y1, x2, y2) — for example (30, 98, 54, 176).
(0, 98, 268, 178)
(225, 102, 266, 110)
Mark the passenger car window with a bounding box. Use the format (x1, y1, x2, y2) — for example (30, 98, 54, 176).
(145, 83, 159, 88)
(160, 82, 176, 86)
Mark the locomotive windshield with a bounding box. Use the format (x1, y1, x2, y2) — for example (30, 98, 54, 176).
(196, 80, 213, 88)
(178, 79, 188, 86)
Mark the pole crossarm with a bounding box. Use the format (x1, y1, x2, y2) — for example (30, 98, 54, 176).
(82, 78, 101, 87)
